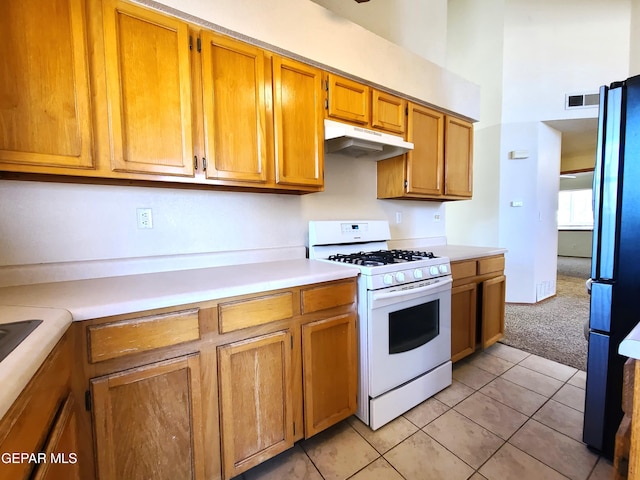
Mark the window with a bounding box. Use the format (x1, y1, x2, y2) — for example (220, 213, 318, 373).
(557, 189, 594, 229)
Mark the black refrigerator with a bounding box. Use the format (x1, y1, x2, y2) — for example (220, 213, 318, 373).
(583, 74, 640, 459)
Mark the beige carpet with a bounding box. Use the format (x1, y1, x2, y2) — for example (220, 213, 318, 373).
(501, 258, 590, 370)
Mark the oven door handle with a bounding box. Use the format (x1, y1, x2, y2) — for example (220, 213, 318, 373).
(371, 277, 452, 301)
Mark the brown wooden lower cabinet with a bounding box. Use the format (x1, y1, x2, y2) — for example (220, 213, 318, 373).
(0, 333, 73, 480)
(481, 275, 507, 348)
(64, 277, 357, 480)
(32, 394, 81, 480)
(302, 312, 357, 437)
(217, 330, 294, 479)
(0, 279, 357, 480)
(90, 355, 205, 480)
(450, 255, 506, 362)
(451, 283, 477, 363)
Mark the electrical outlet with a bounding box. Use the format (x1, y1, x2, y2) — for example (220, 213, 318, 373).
(395, 212, 402, 224)
(137, 208, 153, 229)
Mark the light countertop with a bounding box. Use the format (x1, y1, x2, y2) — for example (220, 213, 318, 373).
(0, 259, 358, 420)
(429, 244, 507, 262)
(386, 238, 506, 262)
(619, 322, 640, 360)
(0, 259, 359, 322)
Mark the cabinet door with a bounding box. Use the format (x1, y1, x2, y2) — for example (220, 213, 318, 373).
(302, 313, 357, 437)
(371, 90, 406, 135)
(0, 0, 93, 170)
(482, 275, 506, 348)
(32, 394, 80, 480)
(273, 56, 324, 188)
(444, 116, 473, 197)
(91, 355, 205, 480)
(201, 33, 268, 183)
(406, 103, 445, 195)
(102, 0, 194, 177)
(218, 330, 294, 479)
(451, 283, 478, 363)
(325, 74, 370, 125)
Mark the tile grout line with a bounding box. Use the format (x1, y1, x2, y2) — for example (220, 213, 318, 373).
(274, 345, 594, 480)
(454, 348, 596, 478)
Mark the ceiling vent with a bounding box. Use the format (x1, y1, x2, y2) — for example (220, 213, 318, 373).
(565, 92, 599, 110)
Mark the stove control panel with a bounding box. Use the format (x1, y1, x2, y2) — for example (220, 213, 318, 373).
(364, 260, 452, 290)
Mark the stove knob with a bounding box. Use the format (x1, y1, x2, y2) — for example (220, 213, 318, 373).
(439, 264, 449, 274)
(383, 274, 394, 285)
(395, 272, 406, 283)
(429, 266, 439, 276)
(413, 269, 424, 279)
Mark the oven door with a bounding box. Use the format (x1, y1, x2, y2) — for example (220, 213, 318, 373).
(367, 278, 452, 398)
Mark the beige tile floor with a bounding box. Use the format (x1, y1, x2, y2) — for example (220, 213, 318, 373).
(234, 343, 614, 480)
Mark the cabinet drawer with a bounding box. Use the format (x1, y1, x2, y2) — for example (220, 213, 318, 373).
(450, 260, 477, 280)
(477, 255, 505, 275)
(87, 309, 200, 363)
(219, 292, 294, 333)
(301, 281, 356, 314)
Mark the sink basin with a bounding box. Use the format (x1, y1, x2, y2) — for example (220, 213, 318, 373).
(0, 320, 43, 362)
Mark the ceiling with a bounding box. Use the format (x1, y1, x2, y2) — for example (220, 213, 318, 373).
(545, 117, 598, 159)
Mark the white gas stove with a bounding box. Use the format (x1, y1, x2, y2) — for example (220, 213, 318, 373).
(309, 220, 452, 430)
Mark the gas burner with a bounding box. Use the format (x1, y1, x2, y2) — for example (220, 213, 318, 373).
(327, 251, 396, 266)
(327, 249, 437, 266)
(388, 250, 436, 261)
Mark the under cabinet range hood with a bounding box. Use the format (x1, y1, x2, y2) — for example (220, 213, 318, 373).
(324, 119, 414, 161)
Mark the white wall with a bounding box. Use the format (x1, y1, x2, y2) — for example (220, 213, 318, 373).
(534, 123, 561, 301)
(501, 0, 630, 123)
(311, 0, 448, 67)
(446, 0, 630, 303)
(445, 0, 505, 248)
(631, 0, 640, 76)
(301, 156, 445, 241)
(0, 181, 304, 266)
(558, 231, 592, 257)
(497, 0, 628, 302)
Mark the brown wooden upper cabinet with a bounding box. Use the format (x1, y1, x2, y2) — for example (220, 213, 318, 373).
(0, 0, 472, 196)
(101, 0, 195, 177)
(371, 90, 407, 135)
(325, 73, 370, 126)
(377, 102, 473, 201)
(200, 33, 268, 183)
(444, 116, 474, 198)
(199, 34, 324, 190)
(0, 0, 95, 173)
(324, 73, 406, 136)
(272, 56, 324, 188)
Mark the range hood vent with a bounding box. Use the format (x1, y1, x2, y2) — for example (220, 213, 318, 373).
(324, 119, 413, 161)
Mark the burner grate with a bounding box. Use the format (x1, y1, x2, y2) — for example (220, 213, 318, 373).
(327, 249, 436, 265)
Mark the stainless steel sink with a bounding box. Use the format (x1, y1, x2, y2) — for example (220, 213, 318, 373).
(0, 320, 43, 362)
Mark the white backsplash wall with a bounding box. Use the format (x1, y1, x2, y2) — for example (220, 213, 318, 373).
(301, 155, 446, 240)
(0, 180, 304, 267)
(1, 157, 445, 284)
